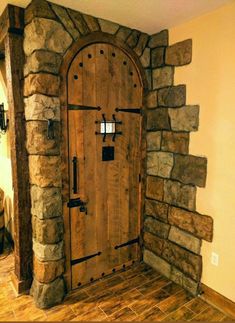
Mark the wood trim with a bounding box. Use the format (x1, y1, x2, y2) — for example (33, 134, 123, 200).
(4, 7, 32, 293)
(60, 32, 148, 291)
(0, 5, 24, 47)
(200, 283, 235, 319)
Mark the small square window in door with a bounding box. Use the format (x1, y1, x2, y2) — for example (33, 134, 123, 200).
(102, 146, 114, 161)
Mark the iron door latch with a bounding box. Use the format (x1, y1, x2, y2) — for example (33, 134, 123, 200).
(67, 198, 87, 213)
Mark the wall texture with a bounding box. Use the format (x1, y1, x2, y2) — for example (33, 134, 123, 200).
(0, 61, 14, 240)
(169, 1, 235, 302)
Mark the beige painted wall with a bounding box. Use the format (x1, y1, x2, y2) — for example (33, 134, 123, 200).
(170, 1, 235, 302)
(0, 61, 14, 238)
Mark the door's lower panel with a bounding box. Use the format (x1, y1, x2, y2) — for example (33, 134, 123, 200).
(71, 256, 140, 290)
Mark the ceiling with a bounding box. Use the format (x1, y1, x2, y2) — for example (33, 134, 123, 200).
(0, 0, 233, 34)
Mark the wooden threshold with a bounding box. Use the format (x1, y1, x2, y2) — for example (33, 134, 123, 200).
(200, 283, 235, 319)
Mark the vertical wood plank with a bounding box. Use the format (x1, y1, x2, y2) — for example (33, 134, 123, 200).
(4, 31, 32, 290)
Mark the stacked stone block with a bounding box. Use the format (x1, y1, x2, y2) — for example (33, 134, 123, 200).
(22, 0, 212, 307)
(143, 32, 213, 295)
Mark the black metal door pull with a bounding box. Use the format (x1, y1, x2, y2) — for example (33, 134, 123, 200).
(72, 156, 78, 194)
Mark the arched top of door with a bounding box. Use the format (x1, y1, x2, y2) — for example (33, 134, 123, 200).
(60, 31, 148, 102)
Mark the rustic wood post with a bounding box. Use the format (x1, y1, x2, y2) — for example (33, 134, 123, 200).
(2, 5, 32, 293)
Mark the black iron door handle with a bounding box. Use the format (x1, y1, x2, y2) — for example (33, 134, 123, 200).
(72, 156, 78, 194)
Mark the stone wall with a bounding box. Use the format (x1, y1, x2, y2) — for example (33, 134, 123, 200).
(144, 35, 213, 295)
(23, 0, 212, 308)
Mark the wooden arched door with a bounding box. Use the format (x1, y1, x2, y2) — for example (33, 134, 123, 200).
(67, 43, 143, 289)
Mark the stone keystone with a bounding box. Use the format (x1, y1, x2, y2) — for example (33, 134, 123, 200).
(172, 154, 207, 187)
(165, 39, 192, 66)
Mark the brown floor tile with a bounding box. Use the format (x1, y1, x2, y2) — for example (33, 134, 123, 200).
(157, 289, 193, 314)
(137, 276, 170, 295)
(185, 297, 210, 314)
(0, 254, 229, 322)
(137, 305, 166, 321)
(71, 307, 107, 321)
(130, 288, 170, 315)
(164, 305, 195, 321)
(191, 305, 226, 321)
(108, 306, 137, 321)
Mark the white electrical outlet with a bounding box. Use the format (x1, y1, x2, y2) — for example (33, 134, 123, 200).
(211, 252, 219, 266)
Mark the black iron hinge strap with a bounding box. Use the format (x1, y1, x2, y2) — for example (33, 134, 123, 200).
(115, 108, 141, 114)
(71, 251, 102, 266)
(114, 237, 139, 250)
(68, 104, 101, 111)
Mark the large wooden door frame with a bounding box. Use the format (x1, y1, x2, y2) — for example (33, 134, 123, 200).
(60, 32, 148, 291)
(0, 5, 32, 294)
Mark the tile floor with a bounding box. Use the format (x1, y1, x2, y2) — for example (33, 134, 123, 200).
(0, 247, 233, 321)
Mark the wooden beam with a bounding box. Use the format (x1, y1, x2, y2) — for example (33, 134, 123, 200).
(4, 7, 32, 294)
(0, 5, 24, 47)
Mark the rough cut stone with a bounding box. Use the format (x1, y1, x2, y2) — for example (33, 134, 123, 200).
(146, 176, 164, 201)
(158, 85, 186, 107)
(146, 91, 158, 108)
(145, 199, 168, 223)
(171, 266, 199, 296)
(82, 14, 100, 32)
(152, 67, 174, 89)
(145, 69, 152, 89)
(147, 152, 173, 178)
(161, 131, 189, 154)
(34, 256, 65, 284)
(67, 9, 90, 35)
(24, 18, 73, 56)
(140, 48, 150, 68)
(144, 217, 170, 239)
(172, 155, 207, 187)
(168, 206, 213, 242)
(146, 131, 161, 151)
(134, 33, 149, 56)
(25, 0, 56, 25)
(116, 26, 132, 42)
(26, 121, 60, 155)
(169, 105, 199, 132)
(148, 30, 168, 48)
(24, 74, 60, 97)
(164, 180, 196, 211)
(151, 47, 165, 68)
(50, 3, 80, 40)
(168, 226, 201, 254)
(31, 186, 62, 219)
(147, 109, 170, 131)
(165, 39, 192, 66)
(143, 231, 164, 256)
(31, 277, 65, 308)
(33, 239, 64, 261)
(126, 30, 141, 48)
(162, 240, 202, 281)
(24, 94, 60, 121)
(98, 18, 119, 34)
(144, 249, 171, 279)
(32, 216, 64, 244)
(24, 50, 62, 76)
(29, 155, 62, 188)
